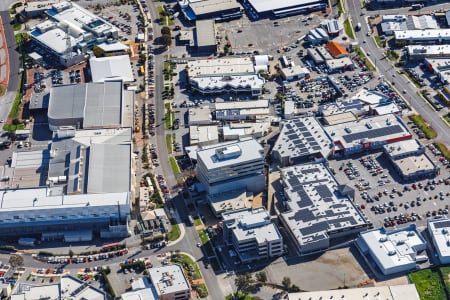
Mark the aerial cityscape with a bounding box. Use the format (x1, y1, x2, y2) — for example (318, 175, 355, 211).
(0, 0, 449, 299)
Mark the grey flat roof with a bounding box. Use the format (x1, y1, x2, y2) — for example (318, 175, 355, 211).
(190, 0, 241, 16)
(195, 20, 216, 47)
(196, 138, 263, 170)
(83, 81, 122, 128)
(48, 81, 123, 129)
(87, 143, 131, 193)
(48, 84, 86, 121)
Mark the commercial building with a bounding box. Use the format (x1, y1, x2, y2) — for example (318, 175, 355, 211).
(148, 265, 190, 300)
(179, 0, 242, 21)
(324, 19, 343, 36)
(306, 28, 329, 45)
(326, 41, 348, 58)
(288, 284, 420, 300)
(187, 57, 265, 96)
(407, 45, 450, 60)
(215, 99, 269, 121)
(355, 224, 427, 276)
(272, 117, 333, 167)
(428, 217, 450, 264)
(196, 138, 265, 195)
(121, 277, 156, 300)
(12, 275, 106, 300)
(244, 0, 326, 19)
(383, 139, 438, 180)
(28, 1, 120, 67)
(47, 81, 134, 131)
(279, 163, 369, 255)
(394, 29, 450, 45)
(222, 121, 271, 141)
(194, 20, 217, 54)
(325, 113, 412, 155)
(326, 57, 354, 72)
(424, 58, 450, 84)
(208, 189, 254, 217)
(222, 207, 283, 262)
(0, 187, 130, 238)
(89, 55, 134, 83)
(189, 125, 219, 146)
(188, 107, 214, 126)
(280, 65, 310, 81)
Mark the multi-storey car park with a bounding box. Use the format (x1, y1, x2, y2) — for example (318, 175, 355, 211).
(279, 163, 369, 255)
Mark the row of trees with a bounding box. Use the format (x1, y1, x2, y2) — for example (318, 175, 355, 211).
(161, 26, 172, 48)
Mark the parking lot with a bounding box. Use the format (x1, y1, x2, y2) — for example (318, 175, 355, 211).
(329, 149, 450, 229)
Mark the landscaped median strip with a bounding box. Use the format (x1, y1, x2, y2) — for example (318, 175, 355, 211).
(408, 114, 437, 139)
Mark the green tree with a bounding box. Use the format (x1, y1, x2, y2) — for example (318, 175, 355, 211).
(290, 284, 300, 292)
(9, 254, 24, 269)
(235, 273, 252, 295)
(69, 249, 74, 258)
(161, 34, 172, 48)
(281, 277, 291, 291)
(161, 26, 171, 36)
(255, 271, 267, 283)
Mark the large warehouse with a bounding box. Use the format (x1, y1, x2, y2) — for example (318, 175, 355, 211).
(179, 0, 242, 21)
(47, 81, 134, 131)
(0, 187, 131, 239)
(243, 0, 326, 19)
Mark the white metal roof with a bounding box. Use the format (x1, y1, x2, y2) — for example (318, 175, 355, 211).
(247, 0, 320, 13)
(90, 55, 134, 83)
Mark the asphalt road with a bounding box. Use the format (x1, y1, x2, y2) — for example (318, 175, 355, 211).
(347, 0, 450, 146)
(145, 2, 227, 299)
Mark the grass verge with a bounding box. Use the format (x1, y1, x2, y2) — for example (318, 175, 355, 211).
(176, 253, 201, 279)
(443, 114, 450, 126)
(167, 223, 180, 241)
(0, 85, 5, 96)
(409, 115, 437, 139)
(337, 1, 345, 14)
(354, 47, 376, 71)
(166, 134, 172, 154)
(169, 157, 180, 174)
(374, 35, 385, 48)
(157, 6, 174, 26)
(435, 142, 450, 161)
(409, 269, 446, 300)
(404, 72, 421, 88)
(344, 19, 355, 39)
(164, 102, 172, 129)
(194, 217, 202, 226)
(8, 92, 23, 119)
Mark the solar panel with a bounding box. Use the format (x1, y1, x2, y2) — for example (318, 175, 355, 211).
(300, 221, 329, 235)
(316, 185, 332, 198)
(312, 146, 322, 151)
(433, 220, 450, 229)
(301, 168, 320, 175)
(303, 132, 312, 137)
(343, 125, 404, 143)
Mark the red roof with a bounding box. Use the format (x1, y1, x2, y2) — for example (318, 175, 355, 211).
(326, 42, 349, 58)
